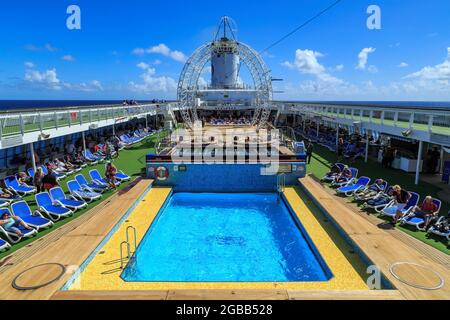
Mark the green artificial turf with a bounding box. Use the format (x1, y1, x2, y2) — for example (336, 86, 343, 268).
(0, 132, 164, 260)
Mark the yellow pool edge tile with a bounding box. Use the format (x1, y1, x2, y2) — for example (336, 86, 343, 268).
(71, 187, 368, 291)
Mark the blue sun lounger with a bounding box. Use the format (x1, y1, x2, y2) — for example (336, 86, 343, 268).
(322, 163, 345, 182)
(0, 208, 38, 243)
(50, 187, 87, 211)
(331, 168, 358, 188)
(75, 174, 107, 193)
(67, 180, 102, 203)
(116, 171, 131, 182)
(11, 201, 53, 231)
(381, 192, 420, 220)
(4, 175, 36, 196)
(0, 238, 10, 251)
(427, 214, 450, 242)
(401, 198, 442, 231)
(336, 176, 371, 196)
(90, 169, 120, 187)
(35, 192, 73, 221)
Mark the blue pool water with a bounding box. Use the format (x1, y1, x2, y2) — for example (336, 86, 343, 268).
(121, 193, 331, 282)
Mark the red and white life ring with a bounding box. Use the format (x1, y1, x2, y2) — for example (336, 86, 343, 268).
(154, 166, 169, 181)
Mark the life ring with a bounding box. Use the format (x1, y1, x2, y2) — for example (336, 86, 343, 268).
(154, 166, 169, 181)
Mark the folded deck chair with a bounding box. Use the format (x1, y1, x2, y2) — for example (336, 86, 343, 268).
(402, 198, 442, 231)
(0, 208, 38, 243)
(381, 192, 420, 220)
(336, 176, 371, 196)
(427, 215, 450, 241)
(35, 192, 73, 221)
(331, 168, 358, 188)
(4, 175, 36, 196)
(11, 201, 53, 231)
(67, 180, 102, 203)
(90, 169, 120, 187)
(50, 187, 87, 211)
(75, 174, 107, 193)
(0, 238, 10, 251)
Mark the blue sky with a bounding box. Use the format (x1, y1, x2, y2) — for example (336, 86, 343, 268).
(0, 0, 449, 101)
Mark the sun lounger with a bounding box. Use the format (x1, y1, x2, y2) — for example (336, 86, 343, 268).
(381, 192, 420, 220)
(402, 198, 442, 231)
(50, 187, 87, 211)
(67, 180, 102, 202)
(35, 192, 73, 221)
(336, 176, 371, 196)
(4, 175, 36, 196)
(0, 208, 38, 243)
(11, 201, 53, 231)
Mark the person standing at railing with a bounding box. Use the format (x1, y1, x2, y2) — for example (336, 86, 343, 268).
(306, 140, 314, 164)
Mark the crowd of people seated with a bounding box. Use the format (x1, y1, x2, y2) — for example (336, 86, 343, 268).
(0, 125, 158, 252)
(321, 162, 449, 245)
(205, 115, 252, 126)
(296, 122, 372, 164)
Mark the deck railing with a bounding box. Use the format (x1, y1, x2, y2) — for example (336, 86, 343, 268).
(285, 103, 450, 137)
(0, 103, 173, 139)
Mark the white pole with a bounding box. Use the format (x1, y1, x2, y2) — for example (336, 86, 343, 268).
(415, 140, 423, 185)
(30, 143, 37, 172)
(82, 131, 87, 155)
(316, 121, 320, 138)
(112, 121, 116, 137)
(365, 133, 370, 163)
(440, 146, 445, 174)
(336, 124, 339, 150)
(145, 115, 148, 129)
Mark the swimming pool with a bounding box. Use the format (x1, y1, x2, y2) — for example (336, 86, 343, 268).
(121, 192, 332, 282)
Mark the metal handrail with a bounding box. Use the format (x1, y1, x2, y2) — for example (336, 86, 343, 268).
(126, 226, 137, 254)
(119, 241, 131, 269)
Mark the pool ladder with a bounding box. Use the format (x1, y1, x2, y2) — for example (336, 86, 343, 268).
(277, 174, 286, 200)
(119, 226, 137, 269)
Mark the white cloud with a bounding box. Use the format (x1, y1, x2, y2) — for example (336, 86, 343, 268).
(405, 47, 450, 81)
(329, 64, 344, 72)
(398, 62, 409, 68)
(356, 47, 376, 71)
(64, 80, 103, 92)
(24, 64, 102, 92)
(132, 43, 187, 63)
(282, 49, 344, 85)
(25, 68, 61, 90)
(281, 47, 450, 100)
(24, 43, 58, 52)
(129, 63, 177, 94)
(62, 55, 75, 62)
(198, 77, 208, 87)
(24, 61, 35, 68)
(137, 62, 150, 70)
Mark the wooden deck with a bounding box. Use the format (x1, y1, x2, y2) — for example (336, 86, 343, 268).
(0, 178, 153, 300)
(298, 175, 450, 300)
(1, 175, 448, 300)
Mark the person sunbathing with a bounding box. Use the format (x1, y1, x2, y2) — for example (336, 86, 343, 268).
(0, 211, 33, 236)
(355, 179, 386, 201)
(322, 163, 342, 181)
(0, 188, 18, 200)
(405, 196, 439, 230)
(392, 185, 411, 223)
(333, 166, 352, 184)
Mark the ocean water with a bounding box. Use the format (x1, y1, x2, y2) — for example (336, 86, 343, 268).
(0, 100, 449, 111)
(121, 193, 330, 282)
